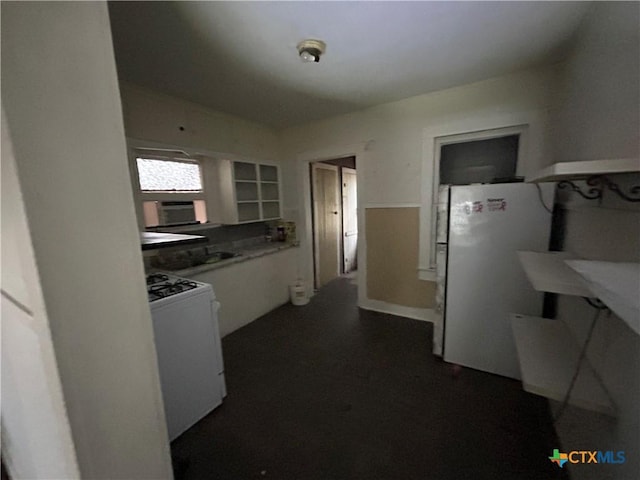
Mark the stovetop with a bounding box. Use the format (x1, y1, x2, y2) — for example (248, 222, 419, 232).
(146, 273, 170, 285)
(146, 273, 201, 302)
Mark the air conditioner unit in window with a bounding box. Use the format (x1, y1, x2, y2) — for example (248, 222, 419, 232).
(158, 201, 196, 225)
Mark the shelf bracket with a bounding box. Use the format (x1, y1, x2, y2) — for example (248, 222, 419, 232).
(557, 179, 602, 200)
(557, 175, 640, 203)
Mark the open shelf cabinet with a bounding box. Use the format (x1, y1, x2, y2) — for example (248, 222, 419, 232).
(517, 251, 592, 297)
(518, 251, 640, 335)
(219, 160, 281, 224)
(527, 158, 639, 183)
(511, 314, 615, 416)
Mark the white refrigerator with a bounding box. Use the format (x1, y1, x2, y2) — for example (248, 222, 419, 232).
(433, 183, 553, 379)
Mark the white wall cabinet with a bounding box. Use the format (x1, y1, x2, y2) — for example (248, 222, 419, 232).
(219, 159, 281, 224)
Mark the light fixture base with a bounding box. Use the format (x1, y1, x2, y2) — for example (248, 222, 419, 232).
(297, 39, 326, 63)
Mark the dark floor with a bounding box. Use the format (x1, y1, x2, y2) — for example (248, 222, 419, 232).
(172, 277, 567, 480)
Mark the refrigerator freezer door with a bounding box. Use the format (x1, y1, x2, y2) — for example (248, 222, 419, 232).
(443, 183, 553, 379)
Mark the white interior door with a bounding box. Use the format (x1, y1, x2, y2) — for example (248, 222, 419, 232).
(1, 106, 80, 479)
(312, 163, 341, 288)
(342, 167, 358, 273)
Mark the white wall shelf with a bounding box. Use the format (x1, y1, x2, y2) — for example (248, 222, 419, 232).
(527, 158, 639, 183)
(565, 260, 640, 335)
(519, 251, 640, 335)
(511, 314, 615, 416)
(517, 251, 592, 297)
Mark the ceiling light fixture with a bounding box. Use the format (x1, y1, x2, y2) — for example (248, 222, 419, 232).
(297, 39, 326, 63)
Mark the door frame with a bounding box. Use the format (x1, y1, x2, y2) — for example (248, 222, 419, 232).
(311, 162, 342, 288)
(296, 143, 366, 300)
(419, 112, 541, 282)
(341, 167, 358, 273)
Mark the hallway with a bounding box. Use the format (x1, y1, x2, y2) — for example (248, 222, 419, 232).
(171, 277, 565, 479)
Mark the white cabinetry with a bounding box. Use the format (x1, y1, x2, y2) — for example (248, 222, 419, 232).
(527, 158, 639, 182)
(511, 314, 615, 415)
(190, 248, 296, 336)
(219, 160, 281, 224)
(513, 250, 640, 416)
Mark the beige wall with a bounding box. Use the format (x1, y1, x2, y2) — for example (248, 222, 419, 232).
(1, 3, 172, 478)
(365, 208, 435, 308)
(280, 67, 556, 316)
(550, 3, 640, 480)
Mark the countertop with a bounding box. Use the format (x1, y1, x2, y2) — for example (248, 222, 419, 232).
(141, 231, 208, 251)
(173, 242, 297, 277)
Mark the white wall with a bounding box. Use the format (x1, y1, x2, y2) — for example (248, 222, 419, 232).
(554, 194, 640, 480)
(280, 67, 557, 314)
(552, 2, 639, 163)
(120, 84, 282, 227)
(121, 83, 281, 161)
(1, 3, 173, 478)
(1, 107, 81, 480)
(550, 3, 640, 479)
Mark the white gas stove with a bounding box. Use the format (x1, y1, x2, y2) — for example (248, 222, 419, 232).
(146, 273, 226, 440)
(146, 273, 211, 303)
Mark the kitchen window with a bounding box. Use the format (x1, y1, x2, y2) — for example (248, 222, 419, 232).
(133, 156, 208, 227)
(136, 158, 203, 192)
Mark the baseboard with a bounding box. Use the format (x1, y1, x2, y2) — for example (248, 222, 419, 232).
(359, 299, 434, 323)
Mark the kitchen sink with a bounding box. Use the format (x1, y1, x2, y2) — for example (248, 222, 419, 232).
(205, 251, 241, 264)
(151, 249, 242, 270)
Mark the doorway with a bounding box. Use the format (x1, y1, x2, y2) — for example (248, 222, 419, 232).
(311, 157, 357, 289)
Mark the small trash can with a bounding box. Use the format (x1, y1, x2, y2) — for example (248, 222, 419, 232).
(289, 279, 309, 306)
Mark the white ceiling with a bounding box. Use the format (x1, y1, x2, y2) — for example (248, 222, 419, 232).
(108, 1, 590, 129)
